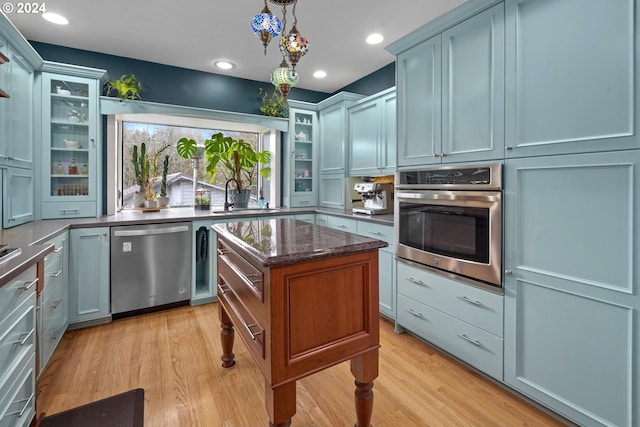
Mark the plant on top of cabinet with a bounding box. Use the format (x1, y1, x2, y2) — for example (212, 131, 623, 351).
(104, 73, 142, 100)
(258, 87, 288, 118)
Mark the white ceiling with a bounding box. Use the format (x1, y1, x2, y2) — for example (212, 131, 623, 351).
(6, 0, 467, 93)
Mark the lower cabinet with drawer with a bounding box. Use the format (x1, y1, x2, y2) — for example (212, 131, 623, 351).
(38, 231, 68, 372)
(0, 266, 37, 427)
(396, 260, 504, 380)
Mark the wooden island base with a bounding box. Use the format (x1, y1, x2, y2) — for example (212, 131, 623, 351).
(213, 219, 385, 427)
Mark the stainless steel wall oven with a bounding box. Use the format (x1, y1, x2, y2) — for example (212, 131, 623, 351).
(395, 163, 502, 289)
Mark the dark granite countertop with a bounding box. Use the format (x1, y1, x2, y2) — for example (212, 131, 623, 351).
(0, 207, 393, 287)
(213, 218, 388, 267)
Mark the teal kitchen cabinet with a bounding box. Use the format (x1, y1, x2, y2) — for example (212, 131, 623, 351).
(318, 92, 364, 176)
(2, 167, 34, 228)
(38, 231, 68, 373)
(348, 88, 397, 176)
(192, 220, 216, 305)
(284, 102, 318, 208)
(37, 63, 107, 219)
(356, 220, 396, 319)
(504, 0, 639, 158)
(503, 151, 640, 427)
(396, 260, 504, 380)
(0, 265, 37, 427)
(68, 227, 110, 326)
(393, 3, 505, 166)
(318, 174, 346, 210)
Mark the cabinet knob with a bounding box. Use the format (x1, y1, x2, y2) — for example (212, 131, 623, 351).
(433, 153, 441, 158)
(441, 152, 448, 157)
(505, 145, 513, 150)
(504, 269, 513, 276)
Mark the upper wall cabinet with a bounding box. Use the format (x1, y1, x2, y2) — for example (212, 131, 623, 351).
(348, 88, 397, 176)
(284, 101, 318, 208)
(37, 63, 107, 219)
(504, 0, 638, 157)
(395, 3, 505, 167)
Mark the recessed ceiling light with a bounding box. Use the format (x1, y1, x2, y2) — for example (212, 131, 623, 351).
(42, 13, 69, 25)
(215, 61, 235, 70)
(366, 33, 384, 45)
(313, 70, 327, 79)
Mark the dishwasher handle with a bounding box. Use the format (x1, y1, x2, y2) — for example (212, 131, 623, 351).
(113, 225, 189, 237)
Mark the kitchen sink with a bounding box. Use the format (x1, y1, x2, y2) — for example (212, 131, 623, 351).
(210, 208, 282, 215)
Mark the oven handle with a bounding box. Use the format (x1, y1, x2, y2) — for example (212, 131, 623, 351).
(396, 190, 501, 203)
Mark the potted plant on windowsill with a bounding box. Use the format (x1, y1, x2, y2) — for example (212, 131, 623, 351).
(177, 133, 271, 209)
(131, 142, 170, 208)
(156, 155, 170, 208)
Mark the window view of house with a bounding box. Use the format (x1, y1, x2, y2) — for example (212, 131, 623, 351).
(120, 122, 260, 209)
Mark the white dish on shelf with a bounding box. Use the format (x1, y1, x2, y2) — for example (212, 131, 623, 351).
(56, 86, 71, 95)
(63, 139, 81, 148)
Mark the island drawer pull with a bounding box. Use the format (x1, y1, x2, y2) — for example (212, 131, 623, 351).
(217, 283, 231, 294)
(243, 322, 263, 340)
(456, 295, 482, 306)
(217, 248, 229, 256)
(457, 334, 482, 347)
(22, 279, 37, 291)
(6, 392, 34, 417)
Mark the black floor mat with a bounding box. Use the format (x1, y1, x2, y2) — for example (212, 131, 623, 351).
(40, 388, 144, 427)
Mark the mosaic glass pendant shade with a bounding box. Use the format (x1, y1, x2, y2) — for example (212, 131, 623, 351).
(280, 24, 309, 69)
(251, 4, 283, 54)
(271, 59, 299, 97)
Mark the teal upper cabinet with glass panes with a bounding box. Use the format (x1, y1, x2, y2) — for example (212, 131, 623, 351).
(504, 0, 639, 157)
(389, 1, 505, 166)
(285, 100, 318, 208)
(38, 62, 107, 219)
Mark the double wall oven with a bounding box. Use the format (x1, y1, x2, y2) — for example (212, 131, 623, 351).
(395, 163, 502, 290)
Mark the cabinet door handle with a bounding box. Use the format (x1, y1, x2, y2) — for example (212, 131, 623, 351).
(53, 247, 63, 253)
(243, 322, 263, 340)
(6, 392, 34, 417)
(406, 308, 425, 319)
(366, 231, 383, 236)
(22, 279, 37, 291)
(457, 334, 482, 347)
(12, 328, 35, 346)
(457, 295, 482, 306)
(48, 270, 63, 278)
(406, 277, 427, 287)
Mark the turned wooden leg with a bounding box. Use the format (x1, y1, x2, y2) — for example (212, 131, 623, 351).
(218, 305, 236, 369)
(351, 349, 379, 427)
(265, 380, 296, 427)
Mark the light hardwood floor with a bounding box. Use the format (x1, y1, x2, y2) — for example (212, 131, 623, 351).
(36, 303, 568, 426)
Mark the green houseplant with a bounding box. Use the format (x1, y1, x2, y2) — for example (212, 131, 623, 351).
(105, 74, 142, 100)
(177, 133, 271, 209)
(156, 155, 170, 208)
(131, 142, 170, 208)
(258, 88, 288, 118)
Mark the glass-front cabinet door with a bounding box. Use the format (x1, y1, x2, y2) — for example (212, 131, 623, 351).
(41, 73, 98, 218)
(285, 104, 318, 207)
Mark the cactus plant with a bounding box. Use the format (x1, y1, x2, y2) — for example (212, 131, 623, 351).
(132, 143, 149, 189)
(160, 155, 169, 197)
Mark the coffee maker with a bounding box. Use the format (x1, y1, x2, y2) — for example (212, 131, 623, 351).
(352, 182, 394, 215)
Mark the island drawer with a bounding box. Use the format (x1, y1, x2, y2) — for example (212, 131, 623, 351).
(356, 221, 394, 247)
(217, 240, 264, 302)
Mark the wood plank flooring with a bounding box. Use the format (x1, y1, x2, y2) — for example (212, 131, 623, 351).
(36, 303, 569, 426)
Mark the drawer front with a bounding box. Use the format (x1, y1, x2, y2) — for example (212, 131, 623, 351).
(290, 195, 316, 207)
(356, 221, 394, 247)
(0, 354, 35, 427)
(41, 282, 63, 335)
(397, 294, 503, 380)
(0, 295, 35, 390)
(397, 262, 503, 337)
(0, 267, 37, 321)
(43, 233, 66, 268)
(326, 216, 357, 233)
(41, 201, 95, 219)
(43, 254, 63, 277)
(217, 241, 264, 302)
(294, 213, 315, 224)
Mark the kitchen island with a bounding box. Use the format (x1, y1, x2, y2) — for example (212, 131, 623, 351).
(213, 218, 387, 427)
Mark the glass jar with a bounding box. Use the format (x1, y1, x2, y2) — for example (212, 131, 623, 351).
(81, 162, 88, 175)
(68, 159, 78, 175)
(54, 160, 65, 175)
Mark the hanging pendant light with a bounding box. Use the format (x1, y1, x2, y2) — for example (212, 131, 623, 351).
(279, 1, 309, 69)
(251, 0, 283, 55)
(271, 59, 299, 97)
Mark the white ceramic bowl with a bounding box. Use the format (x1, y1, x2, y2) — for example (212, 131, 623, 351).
(63, 139, 80, 149)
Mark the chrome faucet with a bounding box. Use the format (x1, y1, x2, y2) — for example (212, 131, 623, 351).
(224, 178, 240, 211)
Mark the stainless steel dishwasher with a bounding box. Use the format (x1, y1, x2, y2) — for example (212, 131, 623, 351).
(110, 222, 191, 315)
